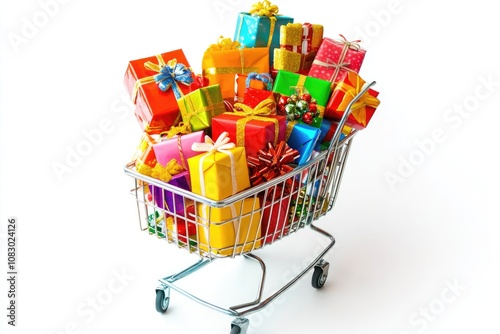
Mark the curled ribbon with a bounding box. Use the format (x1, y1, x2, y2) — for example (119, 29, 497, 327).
(246, 72, 273, 91)
(191, 131, 235, 154)
(249, 0, 279, 17)
(132, 56, 193, 101)
(206, 36, 241, 52)
(335, 72, 380, 127)
(150, 159, 184, 183)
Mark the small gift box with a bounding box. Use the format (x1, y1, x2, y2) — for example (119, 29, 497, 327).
(188, 132, 251, 201)
(286, 122, 321, 165)
(272, 70, 331, 127)
(309, 35, 366, 86)
(317, 119, 351, 145)
(236, 72, 274, 106)
(148, 171, 191, 215)
(132, 132, 160, 177)
(177, 84, 226, 132)
(211, 99, 286, 159)
(124, 49, 195, 134)
(201, 36, 269, 103)
(234, 0, 294, 68)
(196, 197, 262, 256)
(152, 124, 205, 171)
(273, 22, 323, 73)
(325, 71, 380, 129)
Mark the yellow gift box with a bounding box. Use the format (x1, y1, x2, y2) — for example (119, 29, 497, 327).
(197, 198, 262, 256)
(202, 36, 269, 102)
(188, 132, 251, 201)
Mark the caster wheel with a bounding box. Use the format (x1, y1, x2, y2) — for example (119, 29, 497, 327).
(231, 317, 249, 334)
(155, 287, 170, 313)
(312, 260, 330, 289)
(230, 325, 241, 334)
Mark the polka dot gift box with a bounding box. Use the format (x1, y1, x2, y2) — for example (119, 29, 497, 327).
(308, 35, 366, 86)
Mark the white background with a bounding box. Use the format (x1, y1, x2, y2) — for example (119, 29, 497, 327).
(1, 0, 499, 333)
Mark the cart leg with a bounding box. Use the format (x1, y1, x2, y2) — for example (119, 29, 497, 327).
(230, 317, 249, 334)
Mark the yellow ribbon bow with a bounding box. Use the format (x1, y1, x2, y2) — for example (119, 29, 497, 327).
(206, 36, 241, 52)
(233, 98, 276, 117)
(336, 72, 380, 127)
(150, 159, 184, 183)
(249, 0, 279, 17)
(160, 122, 192, 139)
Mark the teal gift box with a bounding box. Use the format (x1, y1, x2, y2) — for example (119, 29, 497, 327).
(234, 5, 293, 68)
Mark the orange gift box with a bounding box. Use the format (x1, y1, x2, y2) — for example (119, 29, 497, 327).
(124, 49, 195, 134)
(201, 37, 269, 103)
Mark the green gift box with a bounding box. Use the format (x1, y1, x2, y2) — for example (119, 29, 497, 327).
(177, 84, 226, 132)
(272, 70, 332, 128)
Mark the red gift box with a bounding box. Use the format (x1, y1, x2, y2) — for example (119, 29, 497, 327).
(211, 100, 286, 159)
(309, 35, 366, 85)
(124, 49, 195, 134)
(241, 72, 275, 108)
(261, 190, 292, 245)
(325, 71, 380, 129)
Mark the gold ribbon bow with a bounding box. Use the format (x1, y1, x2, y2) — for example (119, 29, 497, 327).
(140, 159, 184, 182)
(160, 122, 192, 139)
(206, 36, 241, 52)
(335, 72, 380, 127)
(249, 0, 279, 17)
(232, 98, 279, 147)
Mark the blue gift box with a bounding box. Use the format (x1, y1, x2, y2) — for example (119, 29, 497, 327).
(286, 123, 320, 165)
(234, 12, 294, 68)
(315, 119, 346, 151)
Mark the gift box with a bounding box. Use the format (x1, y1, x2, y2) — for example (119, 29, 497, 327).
(272, 70, 331, 127)
(148, 171, 191, 215)
(273, 22, 323, 73)
(286, 122, 321, 165)
(124, 49, 195, 134)
(317, 119, 351, 144)
(196, 197, 262, 256)
(211, 100, 286, 159)
(148, 210, 167, 239)
(177, 84, 226, 132)
(236, 72, 274, 106)
(234, 0, 294, 68)
(309, 35, 366, 85)
(188, 132, 251, 201)
(325, 71, 380, 129)
(261, 190, 292, 245)
(132, 132, 160, 176)
(202, 37, 269, 103)
(152, 126, 205, 171)
(169, 204, 197, 246)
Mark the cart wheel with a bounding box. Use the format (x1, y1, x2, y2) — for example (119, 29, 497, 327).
(311, 260, 330, 289)
(230, 317, 249, 334)
(155, 287, 170, 313)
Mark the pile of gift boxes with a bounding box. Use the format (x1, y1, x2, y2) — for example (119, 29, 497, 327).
(124, 1, 380, 256)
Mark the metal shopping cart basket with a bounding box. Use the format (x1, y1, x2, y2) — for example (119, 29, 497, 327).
(123, 81, 376, 333)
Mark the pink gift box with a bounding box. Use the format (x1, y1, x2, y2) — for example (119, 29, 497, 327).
(152, 131, 205, 170)
(309, 35, 366, 85)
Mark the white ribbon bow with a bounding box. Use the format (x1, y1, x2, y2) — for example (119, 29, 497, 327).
(192, 131, 235, 153)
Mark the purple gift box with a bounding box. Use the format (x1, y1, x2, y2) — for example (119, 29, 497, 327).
(149, 171, 191, 214)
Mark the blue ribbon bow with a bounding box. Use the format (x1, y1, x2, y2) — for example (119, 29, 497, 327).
(154, 60, 194, 99)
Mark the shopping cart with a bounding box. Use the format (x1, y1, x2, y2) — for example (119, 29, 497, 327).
(124, 81, 377, 333)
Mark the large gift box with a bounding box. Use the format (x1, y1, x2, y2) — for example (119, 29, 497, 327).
(325, 71, 380, 129)
(196, 198, 262, 256)
(177, 84, 226, 132)
(124, 49, 195, 134)
(201, 37, 269, 103)
(308, 35, 366, 85)
(234, 0, 293, 68)
(187, 132, 251, 201)
(273, 22, 323, 73)
(211, 99, 286, 159)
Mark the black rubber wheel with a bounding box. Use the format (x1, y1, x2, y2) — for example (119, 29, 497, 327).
(230, 325, 241, 334)
(155, 289, 169, 313)
(312, 265, 328, 289)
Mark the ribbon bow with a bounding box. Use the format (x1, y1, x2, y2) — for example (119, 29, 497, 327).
(233, 98, 276, 117)
(336, 72, 380, 126)
(206, 36, 241, 52)
(249, 0, 279, 17)
(152, 58, 194, 99)
(338, 34, 362, 51)
(191, 131, 235, 154)
(160, 122, 192, 139)
(246, 72, 273, 91)
(150, 159, 185, 182)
